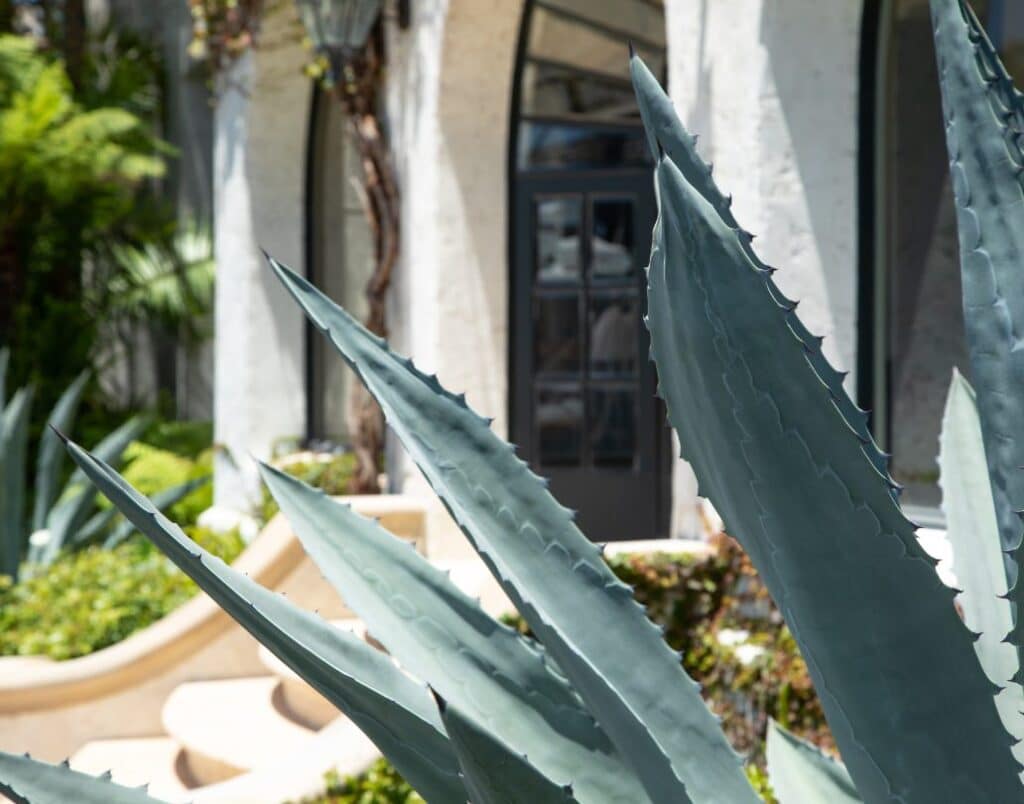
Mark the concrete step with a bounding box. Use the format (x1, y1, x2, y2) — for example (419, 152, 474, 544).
(69, 736, 191, 801)
(162, 677, 315, 787)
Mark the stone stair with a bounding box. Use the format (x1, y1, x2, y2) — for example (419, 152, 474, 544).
(67, 558, 501, 803)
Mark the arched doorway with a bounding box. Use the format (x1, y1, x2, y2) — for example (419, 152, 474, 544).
(861, 0, 1024, 522)
(304, 85, 375, 446)
(509, 0, 669, 542)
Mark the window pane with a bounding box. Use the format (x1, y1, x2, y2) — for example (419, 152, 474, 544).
(527, 6, 664, 82)
(590, 388, 635, 467)
(536, 197, 582, 282)
(538, 0, 666, 48)
(518, 122, 649, 170)
(589, 296, 637, 376)
(538, 388, 583, 465)
(591, 199, 635, 277)
(881, 0, 1024, 512)
(521, 61, 639, 121)
(534, 295, 581, 374)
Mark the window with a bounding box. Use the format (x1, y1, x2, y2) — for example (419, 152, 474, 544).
(868, 0, 1024, 521)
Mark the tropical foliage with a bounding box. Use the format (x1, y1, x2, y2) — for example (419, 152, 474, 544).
(0, 32, 168, 415)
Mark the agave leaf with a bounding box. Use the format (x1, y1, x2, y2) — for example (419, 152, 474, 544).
(69, 506, 120, 549)
(42, 414, 148, 564)
(939, 370, 1024, 746)
(101, 475, 210, 549)
(629, 54, 892, 488)
(645, 146, 1021, 801)
(260, 463, 647, 804)
(61, 438, 465, 804)
(929, 0, 1024, 629)
(0, 347, 8, 411)
(766, 721, 860, 804)
(32, 371, 89, 532)
(267, 255, 755, 804)
(1, 387, 34, 579)
(0, 751, 166, 803)
(434, 692, 579, 804)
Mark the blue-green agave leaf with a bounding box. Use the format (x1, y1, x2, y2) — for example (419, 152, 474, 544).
(766, 721, 860, 804)
(267, 255, 756, 804)
(1, 387, 34, 579)
(32, 371, 89, 532)
(101, 475, 211, 549)
(0, 752, 166, 803)
(71, 505, 120, 549)
(646, 148, 1022, 801)
(41, 415, 148, 564)
(0, 347, 8, 411)
(939, 369, 1024, 749)
(929, 0, 1024, 617)
(260, 463, 647, 803)
(434, 692, 579, 804)
(60, 438, 465, 804)
(629, 55, 892, 490)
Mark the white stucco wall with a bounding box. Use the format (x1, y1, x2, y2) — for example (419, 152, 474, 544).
(212, 20, 310, 512)
(387, 0, 521, 556)
(664, 0, 863, 530)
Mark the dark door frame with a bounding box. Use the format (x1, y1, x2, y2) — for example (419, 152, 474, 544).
(507, 2, 670, 541)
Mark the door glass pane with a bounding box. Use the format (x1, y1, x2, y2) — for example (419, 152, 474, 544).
(591, 199, 634, 277)
(538, 388, 583, 465)
(534, 295, 581, 374)
(536, 197, 582, 282)
(589, 296, 637, 376)
(590, 388, 635, 466)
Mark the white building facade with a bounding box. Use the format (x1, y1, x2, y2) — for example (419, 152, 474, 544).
(211, 0, 1024, 551)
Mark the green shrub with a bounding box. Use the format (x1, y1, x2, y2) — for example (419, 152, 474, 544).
(95, 441, 213, 530)
(0, 527, 243, 660)
(292, 760, 423, 804)
(260, 453, 359, 524)
(140, 420, 214, 459)
(505, 536, 831, 767)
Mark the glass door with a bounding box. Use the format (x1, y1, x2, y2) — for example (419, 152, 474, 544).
(512, 171, 667, 541)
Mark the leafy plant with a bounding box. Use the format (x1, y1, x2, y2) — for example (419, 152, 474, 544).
(4, 2, 1024, 802)
(0, 352, 208, 581)
(259, 451, 359, 524)
(293, 760, 422, 804)
(0, 526, 243, 661)
(0, 32, 168, 417)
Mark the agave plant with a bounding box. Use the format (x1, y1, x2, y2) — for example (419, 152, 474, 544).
(0, 351, 207, 582)
(2, 0, 1023, 802)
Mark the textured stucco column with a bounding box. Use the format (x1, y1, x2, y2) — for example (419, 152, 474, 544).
(212, 38, 310, 515)
(387, 0, 521, 556)
(664, 0, 863, 534)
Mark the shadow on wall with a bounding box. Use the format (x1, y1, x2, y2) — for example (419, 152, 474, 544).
(432, 0, 522, 431)
(758, 1, 862, 368)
